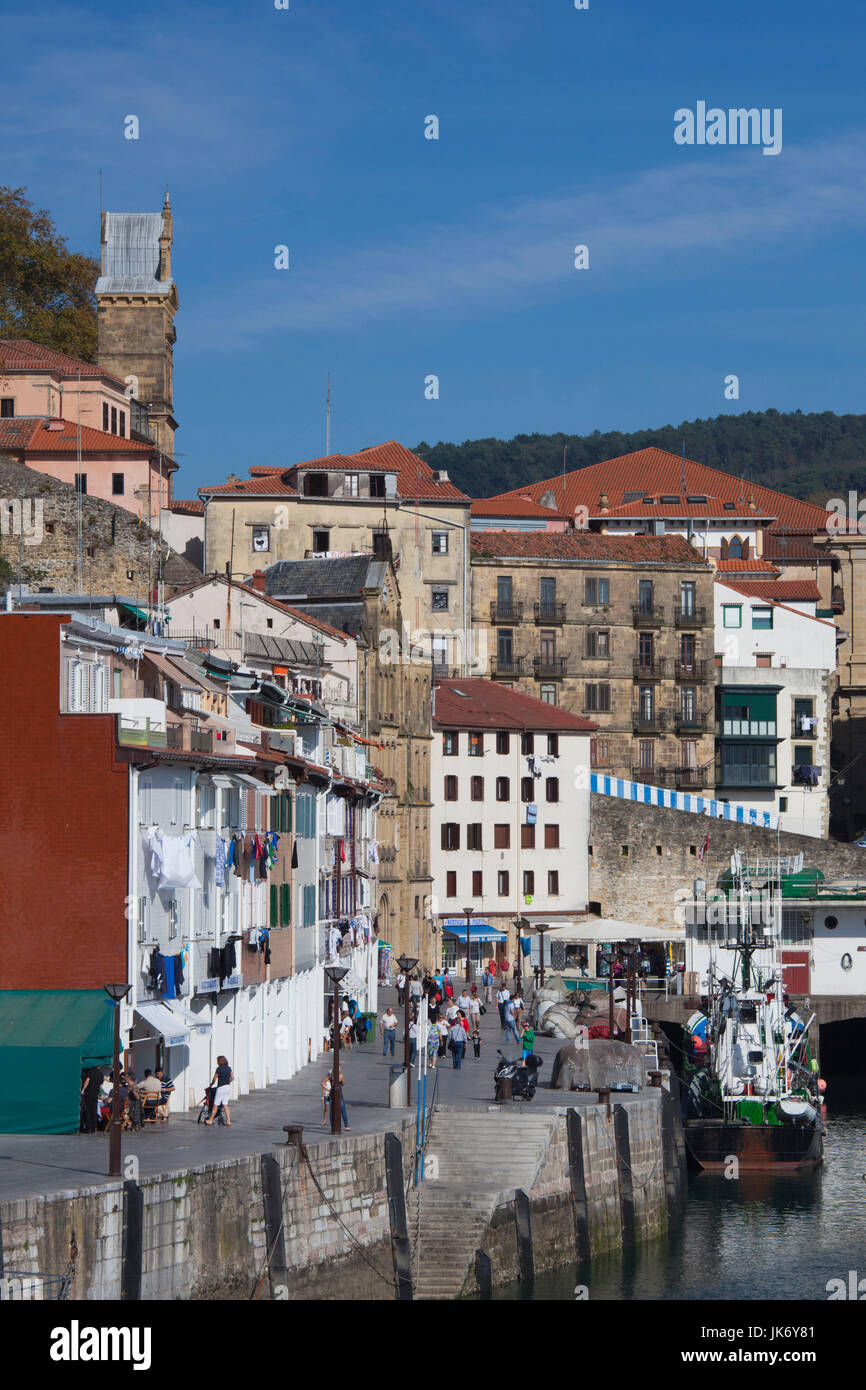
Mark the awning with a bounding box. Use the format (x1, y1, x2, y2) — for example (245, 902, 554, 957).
(543, 918, 684, 945)
(120, 602, 149, 622)
(0, 990, 115, 1135)
(134, 1000, 211, 1046)
(442, 922, 508, 944)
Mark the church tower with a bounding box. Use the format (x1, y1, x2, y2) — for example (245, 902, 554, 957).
(95, 192, 178, 457)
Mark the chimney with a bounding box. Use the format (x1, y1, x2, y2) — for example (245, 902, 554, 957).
(251, 569, 267, 593)
(599, 492, 609, 515)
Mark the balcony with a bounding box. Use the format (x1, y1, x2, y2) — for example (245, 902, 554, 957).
(190, 727, 213, 753)
(490, 600, 524, 624)
(534, 601, 566, 625)
(116, 714, 166, 748)
(633, 658, 666, 681)
(675, 604, 707, 628)
(491, 656, 524, 678)
(669, 766, 706, 790)
(166, 723, 184, 749)
(632, 765, 666, 785)
(632, 706, 667, 733)
(533, 655, 568, 679)
(675, 709, 710, 733)
(675, 659, 708, 681)
(632, 604, 665, 628)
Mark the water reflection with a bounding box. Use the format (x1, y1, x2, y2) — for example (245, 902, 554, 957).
(485, 1110, 866, 1301)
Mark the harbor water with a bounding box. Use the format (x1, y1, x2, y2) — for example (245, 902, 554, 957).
(488, 1105, 866, 1300)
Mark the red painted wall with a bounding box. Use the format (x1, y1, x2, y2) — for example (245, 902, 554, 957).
(0, 615, 129, 988)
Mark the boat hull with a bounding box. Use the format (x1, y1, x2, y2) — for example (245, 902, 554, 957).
(684, 1118, 823, 1171)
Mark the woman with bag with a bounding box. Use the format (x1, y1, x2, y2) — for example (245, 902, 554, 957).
(206, 1055, 234, 1126)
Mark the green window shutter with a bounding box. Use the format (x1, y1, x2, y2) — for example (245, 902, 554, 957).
(270, 884, 278, 928)
(280, 882, 290, 926)
(287, 792, 293, 833)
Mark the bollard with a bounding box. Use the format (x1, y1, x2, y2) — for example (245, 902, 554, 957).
(648, 1070, 663, 1088)
(283, 1124, 304, 1147)
(597, 1086, 611, 1119)
(496, 1076, 513, 1103)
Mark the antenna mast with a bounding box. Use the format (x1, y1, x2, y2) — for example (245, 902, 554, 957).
(326, 373, 331, 455)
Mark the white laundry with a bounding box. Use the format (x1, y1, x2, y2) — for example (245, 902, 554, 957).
(144, 828, 201, 890)
(367, 841, 380, 864)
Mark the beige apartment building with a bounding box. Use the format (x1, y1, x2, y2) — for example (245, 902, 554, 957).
(200, 441, 472, 671)
(470, 531, 716, 789)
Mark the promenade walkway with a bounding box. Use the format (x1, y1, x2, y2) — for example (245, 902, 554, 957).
(0, 984, 573, 1203)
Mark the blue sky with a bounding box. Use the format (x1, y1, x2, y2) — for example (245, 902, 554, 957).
(4, 0, 866, 494)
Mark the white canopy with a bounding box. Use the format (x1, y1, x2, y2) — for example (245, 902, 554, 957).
(543, 918, 684, 945)
(134, 1000, 211, 1047)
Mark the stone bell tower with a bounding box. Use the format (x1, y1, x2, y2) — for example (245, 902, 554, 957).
(95, 191, 178, 456)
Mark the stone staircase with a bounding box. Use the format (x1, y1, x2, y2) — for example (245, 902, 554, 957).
(410, 1107, 558, 1300)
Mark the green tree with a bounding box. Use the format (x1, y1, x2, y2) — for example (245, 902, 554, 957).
(0, 186, 99, 361)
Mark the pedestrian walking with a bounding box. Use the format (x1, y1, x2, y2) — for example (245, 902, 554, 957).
(497, 982, 511, 1028)
(206, 1055, 233, 1125)
(443, 969, 454, 1001)
(323, 1068, 350, 1129)
(396, 968, 407, 1007)
(427, 1023, 440, 1070)
(468, 987, 482, 1032)
(512, 989, 525, 1029)
(503, 996, 521, 1047)
(471, 1025, 482, 1061)
(380, 1006, 398, 1056)
(457, 988, 472, 1016)
(437, 1017, 449, 1060)
(321, 1073, 332, 1124)
(410, 975, 423, 1008)
(408, 1017, 418, 1066)
(448, 1018, 466, 1070)
(79, 1065, 103, 1134)
(521, 1022, 535, 1061)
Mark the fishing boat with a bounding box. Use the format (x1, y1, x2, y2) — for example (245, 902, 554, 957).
(682, 852, 824, 1171)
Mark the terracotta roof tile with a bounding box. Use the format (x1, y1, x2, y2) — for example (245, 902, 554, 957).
(201, 441, 468, 503)
(170, 499, 204, 515)
(0, 339, 125, 387)
(471, 495, 570, 519)
(716, 579, 822, 602)
(0, 416, 160, 456)
(433, 677, 597, 733)
(470, 529, 707, 565)
(715, 558, 781, 574)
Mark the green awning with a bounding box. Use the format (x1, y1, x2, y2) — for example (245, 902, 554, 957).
(0, 991, 115, 1135)
(120, 602, 148, 621)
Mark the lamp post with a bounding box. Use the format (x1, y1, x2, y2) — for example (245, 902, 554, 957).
(397, 952, 418, 1107)
(514, 917, 529, 991)
(462, 906, 474, 991)
(619, 939, 641, 1044)
(324, 964, 348, 1134)
(103, 983, 130, 1178)
(536, 924, 549, 988)
(599, 949, 620, 1041)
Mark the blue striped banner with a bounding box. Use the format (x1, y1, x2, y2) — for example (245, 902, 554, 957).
(590, 773, 777, 830)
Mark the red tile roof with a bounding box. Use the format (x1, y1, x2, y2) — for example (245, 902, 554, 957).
(471, 495, 570, 519)
(471, 530, 707, 565)
(608, 493, 773, 520)
(433, 677, 598, 733)
(170, 499, 204, 516)
(763, 533, 827, 561)
(484, 448, 832, 533)
(0, 416, 159, 456)
(715, 558, 781, 574)
(200, 441, 468, 503)
(716, 579, 822, 602)
(0, 339, 126, 387)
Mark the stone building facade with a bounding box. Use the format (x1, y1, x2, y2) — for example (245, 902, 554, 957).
(470, 531, 716, 789)
(0, 457, 199, 599)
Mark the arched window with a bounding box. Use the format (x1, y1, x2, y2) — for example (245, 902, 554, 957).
(728, 536, 743, 559)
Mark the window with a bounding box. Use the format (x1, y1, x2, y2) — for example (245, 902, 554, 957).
(168, 898, 179, 941)
(522, 733, 534, 754)
(119, 411, 126, 438)
(793, 744, 813, 768)
(681, 740, 697, 770)
(213, 618, 221, 629)
(497, 575, 513, 609)
(638, 579, 654, 614)
(547, 734, 558, 756)
(137, 895, 149, 945)
(171, 778, 183, 826)
(540, 685, 556, 705)
(540, 630, 556, 663)
(495, 776, 510, 801)
(756, 653, 772, 668)
(585, 577, 610, 605)
(472, 870, 483, 896)
(523, 870, 535, 897)
(639, 686, 654, 721)
(680, 632, 695, 668)
(112, 668, 123, 699)
(266, 618, 273, 629)
(496, 731, 510, 754)
(779, 797, 788, 813)
(497, 628, 513, 664)
(252, 526, 270, 553)
(590, 737, 610, 767)
(539, 576, 556, 613)
(312, 529, 330, 553)
(721, 692, 777, 737)
(0, 397, 14, 417)
(752, 607, 773, 630)
(585, 683, 611, 712)
(715, 653, 724, 668)
(545, 824, 560, 849)
(719, 743, 777, 786)
(85, 545, 95, 559)
(444, 775, 458, 801)
(548, 870, 560, 895)
(74, 474, 87, 494)
(494, 824, 510, 848)
(467, 824, 483, 850)
(441, 823, 460, 850)
(680, 687, 696, 721)
(545, 777, 559, 802)
(639, 739, 654, 771)
(521, 777, 534, 802)
(446, 870, 457, 897)
(470, 775, 484, 801)
(468, 732, 483, 756)
(443, 731, 458, 756)
(102, 403, 109, 431)
(431, 588, 449, 612)
(45, 522, 55, 534)
(432, 531, 449, 554)
(585, 630, 610, 658)
(369, 474, 386, 498)
(680, 581, 696, 616)
(728, 536, 744, 560)
(344, 473, 359, 496)
(497, 870, 510, 897)
(723, 605, 742, 628)
(110, 406, 117, 434)
(111, 473, 124, 496)
(521, 824, 536, 849)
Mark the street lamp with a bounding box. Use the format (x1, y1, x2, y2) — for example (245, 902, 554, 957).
(461, 906, 474, 991)
(619, 939, 641, 1044)
(103, 983, 131, 1178)
(397, 953, 418, 1107)
(514, 917, 530, 991)
(324, 964, 349, 1134)
(535, 924, 549, 989)
(599, 949, 620, 1041)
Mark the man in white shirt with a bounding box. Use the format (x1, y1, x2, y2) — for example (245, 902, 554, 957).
(396, 971, 407, 1006)
(497, 984, 511, 1028)
(457, 990, 472, 1015)
(468, 989, 482, 1024)
(380, 1006, 399, 1056)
